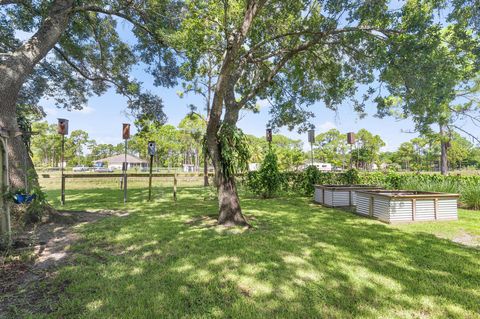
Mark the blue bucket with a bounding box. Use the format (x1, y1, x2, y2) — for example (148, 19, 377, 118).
(14, 193, 36, 204)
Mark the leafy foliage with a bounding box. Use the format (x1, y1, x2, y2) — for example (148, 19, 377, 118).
(250, 170, 480, 209)
(23, 185, 48, 224)
(217, 124, 250, 178)
(1, 0, 179, 124)
(247, 150, 281, 198)
(340, 168, 360, 185)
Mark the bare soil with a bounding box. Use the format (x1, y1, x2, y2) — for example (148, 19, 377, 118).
(451, 230, 480, 248)
(0, 210, 114, 317)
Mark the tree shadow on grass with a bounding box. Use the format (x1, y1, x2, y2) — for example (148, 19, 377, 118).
(45, 188, 480, 318)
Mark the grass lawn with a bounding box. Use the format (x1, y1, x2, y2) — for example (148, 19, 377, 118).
(24, 180, 480, 318)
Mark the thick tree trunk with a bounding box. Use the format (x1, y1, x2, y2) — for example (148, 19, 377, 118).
(207, 124, 249, 226)
(0, 0, 73, 188)
(0, 85, 35, 189)
(216, 166, 248, 227)
(204, 1, 263, 226)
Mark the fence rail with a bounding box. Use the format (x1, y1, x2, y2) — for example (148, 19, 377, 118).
(63, 173, 215, 179)
(60, 172, 218, 205)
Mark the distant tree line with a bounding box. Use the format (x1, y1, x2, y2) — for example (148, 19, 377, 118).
(30, 119, 480, 172)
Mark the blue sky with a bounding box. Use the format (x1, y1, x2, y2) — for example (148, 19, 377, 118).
(42, 80, 419, 152)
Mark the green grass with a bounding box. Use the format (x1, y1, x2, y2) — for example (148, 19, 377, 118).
(25, 181, 480, 318)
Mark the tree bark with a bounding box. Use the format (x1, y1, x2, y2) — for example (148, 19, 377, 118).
(204, 1, 264, 226)
(203, 154, 209, 186)
(0, 88, 33, 189)
(0, 0, 73, 188)
(439, 124, 449, 175)
(217, 170, 248, 226)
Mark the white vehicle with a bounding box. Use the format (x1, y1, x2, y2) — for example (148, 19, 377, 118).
(315, 163, 332, 172)
(72, 166, 89, 172)
(305, 162, 332, 172)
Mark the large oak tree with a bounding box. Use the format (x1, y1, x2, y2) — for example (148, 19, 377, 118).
(0, 0, 177, 188)
(169, 0, 479, 226)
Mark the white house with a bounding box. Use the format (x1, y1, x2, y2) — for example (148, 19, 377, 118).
(93, 154, 148, 170)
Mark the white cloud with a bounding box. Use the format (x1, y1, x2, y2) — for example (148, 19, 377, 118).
(73, 106, 95, 115)
(317, 121, 336, 133)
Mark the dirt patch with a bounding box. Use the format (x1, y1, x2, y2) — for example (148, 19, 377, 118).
(0, 210, 115, 317)
(451, 231, 480, 248)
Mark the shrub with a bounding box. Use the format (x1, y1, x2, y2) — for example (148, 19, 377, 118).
(7, 185, 49, 225)
(298, 165, 321, 196)
(461, 183, 480, 210)
(246, 168, 480, 210)
(340, 168, 359, 184)
(247, 150, 281, 198)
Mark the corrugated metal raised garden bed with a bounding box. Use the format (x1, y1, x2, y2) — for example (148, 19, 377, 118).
(314, 184, 383, 207)
(355, 190, 460, 223)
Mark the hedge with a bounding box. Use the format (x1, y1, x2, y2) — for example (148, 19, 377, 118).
(244, 169, 480, 209)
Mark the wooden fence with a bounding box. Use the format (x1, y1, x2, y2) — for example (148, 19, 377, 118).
(61, 173, 215, 205)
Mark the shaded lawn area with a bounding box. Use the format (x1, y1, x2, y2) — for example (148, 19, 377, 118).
(34, 186, 480, 318)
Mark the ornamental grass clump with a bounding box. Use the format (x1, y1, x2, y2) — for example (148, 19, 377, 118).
(461, 183, 480, 210)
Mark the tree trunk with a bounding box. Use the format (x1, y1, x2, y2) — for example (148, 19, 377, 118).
(0, 0, 73, 188)
(216, 166, 249, 227)
(203, 154, 209, 186)
(0, 87, 35, 189)
(204, 1, 263, 226)
(440, 141, 448, 175)
(439, 124, 448, 175)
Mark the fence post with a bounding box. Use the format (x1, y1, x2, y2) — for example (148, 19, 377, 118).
(173, 173, 177, 202)
(61, 174, 66, 205)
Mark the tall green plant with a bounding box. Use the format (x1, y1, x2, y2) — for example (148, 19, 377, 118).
(340, 168, 360, 185)
(247, 150, 281, 198)
(300, 166, 321, 196)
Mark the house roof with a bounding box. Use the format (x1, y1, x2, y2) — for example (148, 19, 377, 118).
(93, 154, 147, 164)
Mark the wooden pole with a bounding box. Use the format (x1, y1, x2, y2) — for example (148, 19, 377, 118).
(61, 134, 65, 206)
(123, 139, 127, 204)
(148, 155, 153, 201)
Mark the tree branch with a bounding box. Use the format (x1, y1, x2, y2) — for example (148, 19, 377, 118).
(73, 5, 165, 45)
(53, 46, 134, 102)
(0, 0, 21, 5)
(452, 125, 480, 144)
(244, 26, 400, 58)
(238, 38, 323, 107)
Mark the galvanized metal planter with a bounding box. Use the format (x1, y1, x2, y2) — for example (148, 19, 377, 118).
(355, 190, 460, 223)
(314, 185, 383, 207)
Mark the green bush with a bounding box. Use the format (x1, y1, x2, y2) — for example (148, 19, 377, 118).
(246, 151, 281, 198)
(299, 166, 321, 196)
(245, 168, 480, 210)
(24, 185, 48, 224)
(340, 168, 360, 184)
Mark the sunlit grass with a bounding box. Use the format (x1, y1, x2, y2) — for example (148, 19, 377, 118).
(25, 181, 480, 318)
